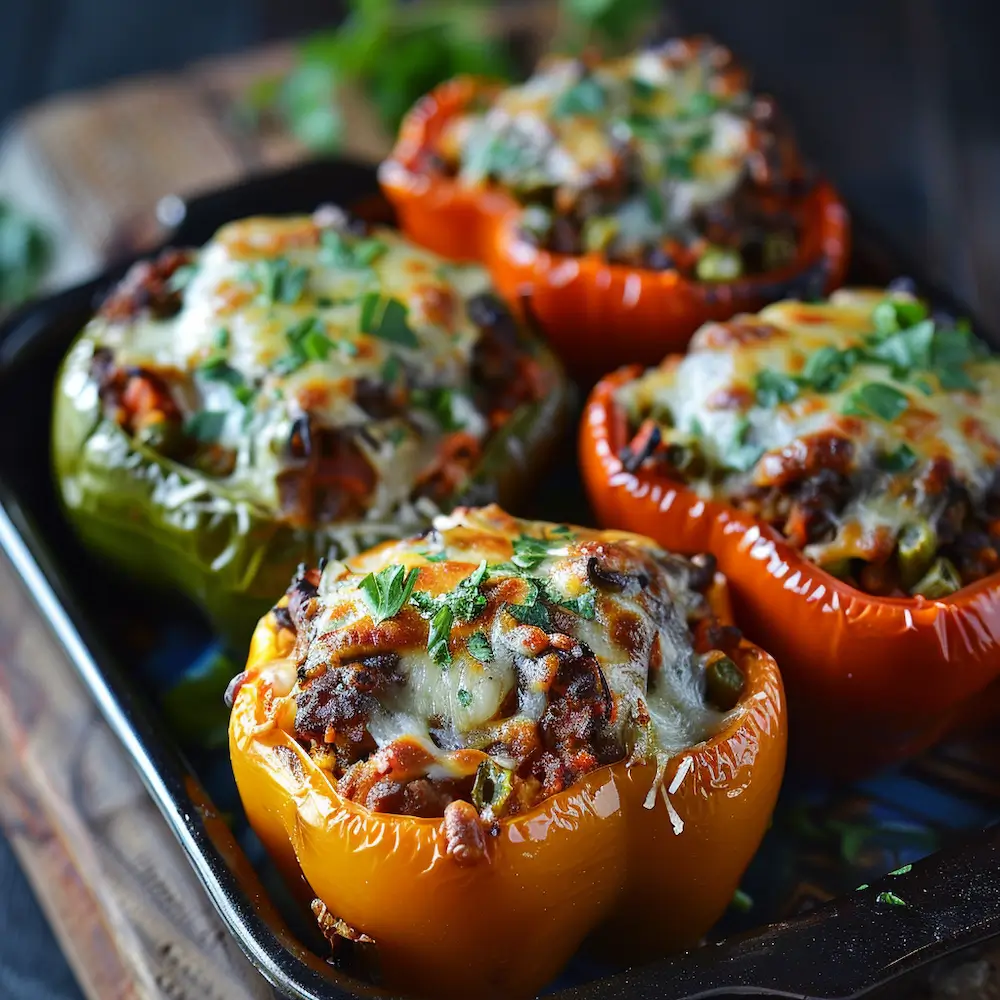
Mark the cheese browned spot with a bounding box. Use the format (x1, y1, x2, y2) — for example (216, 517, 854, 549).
(618, 288, 1000, 596)
(266, 505, 733, 820)
(439, 39, 809, 275)
(70, 209, 556, 539)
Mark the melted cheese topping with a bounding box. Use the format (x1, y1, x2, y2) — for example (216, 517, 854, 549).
(444, 41, 756, 237)
(619, 288, 1000, 575)
(69, 211, 552, 528)
(285, 506, 722, 800)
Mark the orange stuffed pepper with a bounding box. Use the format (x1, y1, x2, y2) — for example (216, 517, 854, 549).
(581, 286, 1000, 777)
(380, 37, 849, 379)
(229, 505, 785, 999)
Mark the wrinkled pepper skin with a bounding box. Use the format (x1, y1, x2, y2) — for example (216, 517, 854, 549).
(51, 336, 571, 651)
(580, 367, 1000, 778)
(379, 77, 851, 380)
(229, 579, 785, 1000)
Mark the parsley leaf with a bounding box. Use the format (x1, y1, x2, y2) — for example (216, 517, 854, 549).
(842, 382, 910, 422)
(722, 416, 764, 472)
(754, 370, 800, 407)
(212, 327, 230, 349)
(358, 564, 419, 624)
(468, 631, 493, 663)
(360, 293, 419, 348)
(428, 605, 454, 666)
(410, 561, 489, 626)
(876, 891, 907, 907)
(938, 366, 978, 391)
(801, 346, 854, 392)
(319, 230, 387, 270)
(868, 319, 934, 373)
(552, 76, 607, 118)
(510, 535, 553, 571)
(507, 600, 551, 629)
(457, 688, 473, 708)
(167, 264, 198, 293)
(547, 587, 597, 620)
(184, 410, 228, 442)
(250, 257, 310, 304)
(878, 443, 918, 472)
(273, 316, 339, 373)
(412, 387, 464, 431)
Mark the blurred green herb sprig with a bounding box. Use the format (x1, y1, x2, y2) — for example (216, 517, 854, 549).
(246, 0, 659, 153)
(0, 200, 50, 310)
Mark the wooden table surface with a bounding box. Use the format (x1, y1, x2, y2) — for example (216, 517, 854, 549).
(0, 33, 998, 1000)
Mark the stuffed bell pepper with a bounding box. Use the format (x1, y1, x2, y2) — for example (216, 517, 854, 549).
(52, 208, 569, 648)
(581, 286, 1000, 776)
(228, 504, 786, 999)
(380, 36, 849, 378)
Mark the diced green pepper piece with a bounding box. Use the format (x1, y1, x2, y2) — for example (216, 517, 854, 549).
(897, 521, 937, 590)
(471, 759, 514, 817)
(911, 557, 962, 599)
(705, 654, 745, 711)
(696, 246, 743, 282)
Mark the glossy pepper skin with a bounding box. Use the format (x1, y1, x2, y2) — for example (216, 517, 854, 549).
(379, 76, 851, 381)
(51, 341, 570, 652)
(580, 367, 1000, 779)
(230, 575, 785, 1000)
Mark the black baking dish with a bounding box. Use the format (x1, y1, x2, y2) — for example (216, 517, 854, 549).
(3, 158, 1000, 1000)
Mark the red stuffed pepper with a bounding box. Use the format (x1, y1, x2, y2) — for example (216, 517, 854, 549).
(380, 37, 850, 379)
(581, 287, 1000, 777)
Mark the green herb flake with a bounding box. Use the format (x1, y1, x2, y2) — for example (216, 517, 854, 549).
(510, 535, 552, 572)
(879, 443, 918, 473)
(360, 293, 420, 348)
(167, 264, 198, 293)
(938, 366, 978, 391)
(801, 345, 854, 392)
(842, 382, 910, 422)
(428, 605, 454, 667)
(358, 564, 419, 625)
(457, 687, 473, 708)
(856, 883, 870, 891)
(723, 416, 764, 472)
(547, 585, 597, 621)
(876, 891, 907, 907)
(319, 229, 387, 270)
(184, 410, 228, 442)
(552, 76, 607, 118)
(507, 600, 551, 630)
(412, 387, 463, 431)
(381, 354, 402, 385)
(868, 319, 934, 373)
(468, 630, 493, 663)
(422, 550, 448, 563)
(212, 327, 230, 349)
(888, 864, 912, 876)
(730, 888, 754, 913)
(250, 257, 310, 304)
(754, 370, 800, 408)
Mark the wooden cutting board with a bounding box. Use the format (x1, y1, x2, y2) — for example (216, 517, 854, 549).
(0, 25, 997, 1000)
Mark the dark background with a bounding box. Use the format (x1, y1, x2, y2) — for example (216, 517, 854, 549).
(1, 1, 999, 997)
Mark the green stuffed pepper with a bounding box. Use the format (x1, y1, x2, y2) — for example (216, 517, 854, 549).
(53, 207, 571, 654)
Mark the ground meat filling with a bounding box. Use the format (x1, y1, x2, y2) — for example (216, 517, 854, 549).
(270, 534, 737, 821)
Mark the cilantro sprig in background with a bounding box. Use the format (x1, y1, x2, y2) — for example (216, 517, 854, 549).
(246, 0, 661, 153)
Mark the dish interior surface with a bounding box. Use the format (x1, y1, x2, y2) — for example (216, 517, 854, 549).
(2, 159, 1000, 999)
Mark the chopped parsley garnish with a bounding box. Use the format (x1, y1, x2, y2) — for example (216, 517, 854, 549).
(722, 416, 764, 472)
(681, 90, 719, 119)
(876, 891, 907, 907)
(629, 77, 657, 102)
(878, 443, 918, 472)
(184, 410, 228, 442)
(167, 264, 198, 293)
(381, 354, 402, 385)
(888, 864, 912, 876)
(358, 563, 419, 624)
(842, 382, 909, 422)
(359, 293, 419, 348)
(249, 257, 310, 305)
(410, 560, 489, 666)
(754, 370, 800, 407)
(468, 630, 493, 663)
(420, 550, 448, 563)
(509, 534, 553, 571)
(937, 366, 978, 391)
(552, 76, 607, 118)
(457, 688, 473, 708)
(507, 597, 551, 630)
(800, 345, 856, 393)
(867, 319, 934, 373)
(273, 316, 342, 373)
(730, 889, 754, 913)
(412, 387, 464, 431)
(547, 587, 597, 620)
(428, 605, 454, 666)
(196, 356, 255, 405)
(319, 230, 387, 270)
(212, 327, 230, 349)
